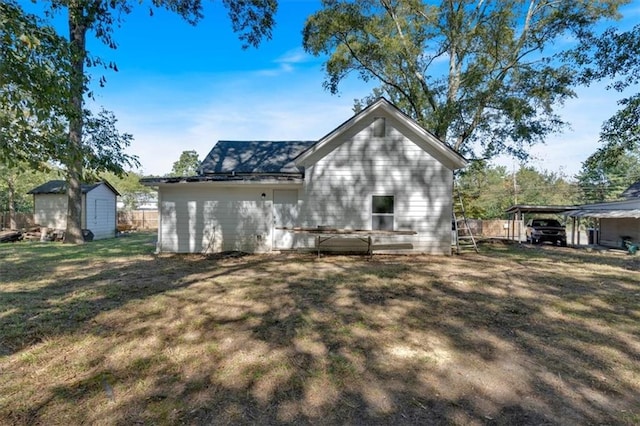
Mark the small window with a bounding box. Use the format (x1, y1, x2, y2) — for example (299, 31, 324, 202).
(372, 195, 394, 230)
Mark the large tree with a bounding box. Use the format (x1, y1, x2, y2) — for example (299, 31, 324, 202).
(0, 1, 70, 169)
(98, 170, 155, 211)
(303, 0, 627, 160)
(169, 150, 201, 177)
(572, 23, 640, 199)
(6, 0, 277, 243)
(576, 149, 640, 203)
(457, 161, 578, 219)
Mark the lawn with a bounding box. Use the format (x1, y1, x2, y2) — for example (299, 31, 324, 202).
(1, 233, 639, 425)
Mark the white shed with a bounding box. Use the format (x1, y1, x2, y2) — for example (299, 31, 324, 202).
(141, 98, 468, 255)
(27, 180, 120, 240)
(565, 197, 640, 248)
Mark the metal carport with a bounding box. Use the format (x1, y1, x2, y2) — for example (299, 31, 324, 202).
(504, 205, 578, 244)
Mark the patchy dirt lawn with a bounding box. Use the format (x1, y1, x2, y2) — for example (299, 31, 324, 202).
(1, 235, 639, 425)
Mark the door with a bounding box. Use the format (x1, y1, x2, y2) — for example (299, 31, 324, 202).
(273, 189, 299, 249)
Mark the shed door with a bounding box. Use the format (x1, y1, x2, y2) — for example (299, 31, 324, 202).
(273, 190, 298, 249)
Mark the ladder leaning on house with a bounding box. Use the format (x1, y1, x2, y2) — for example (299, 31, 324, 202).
(452, 176, 479, 254)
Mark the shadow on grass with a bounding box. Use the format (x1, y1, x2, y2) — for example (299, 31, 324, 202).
(0, 233, 271, 355)
(1, 242, 639, 425)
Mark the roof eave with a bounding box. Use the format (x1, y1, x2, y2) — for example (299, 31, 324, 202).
(139, 173, 304, 186)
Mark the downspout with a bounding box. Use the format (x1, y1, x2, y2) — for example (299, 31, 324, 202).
(81, 192, 87, 230)
(156, 187, 162, 253)
(114, 189, 118, 238)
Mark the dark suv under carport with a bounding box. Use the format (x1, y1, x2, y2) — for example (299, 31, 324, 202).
(525, 219, 567, 246)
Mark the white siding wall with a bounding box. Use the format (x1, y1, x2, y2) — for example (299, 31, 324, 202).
(575, 199, 640, 248)
(33, 194, 68, 229)
(33, 184, 117, 239)
(85, 183, 117, 240)
(157, 184, 274, 253)
(600, 218, 640, 248)
(298, 116, 454, 254)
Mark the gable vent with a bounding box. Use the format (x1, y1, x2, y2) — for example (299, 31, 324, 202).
(373, 117, 386, 138)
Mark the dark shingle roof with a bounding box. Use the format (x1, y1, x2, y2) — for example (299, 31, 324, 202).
(27, 180, 120, 196)
(622, 180, 640, 198)
(199, 141, 317, 175)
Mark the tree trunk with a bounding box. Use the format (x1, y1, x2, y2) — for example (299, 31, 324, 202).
(64, 2, 86, 244)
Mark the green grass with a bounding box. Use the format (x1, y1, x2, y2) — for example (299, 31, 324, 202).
(0, 237, 639, 425)
(0, 231, 155, 261)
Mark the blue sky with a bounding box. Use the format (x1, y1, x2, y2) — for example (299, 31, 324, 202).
(77, 0, 376, 177)
(27, 0, 640, 178)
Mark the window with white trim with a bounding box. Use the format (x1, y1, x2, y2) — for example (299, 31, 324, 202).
(372, 195, 394, 230)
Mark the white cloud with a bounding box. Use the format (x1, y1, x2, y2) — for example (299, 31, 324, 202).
(255, 48, 316, 76)
(101, 67, 367, 176)
(275, 47, 313, 65)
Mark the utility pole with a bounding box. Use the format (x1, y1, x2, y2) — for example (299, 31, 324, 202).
(513, 162, 518, 205)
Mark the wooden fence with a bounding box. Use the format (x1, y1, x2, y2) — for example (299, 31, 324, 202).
(1, 212, 36, 230)
(117, 210, 158, 230)
(481, 219, 523, 238)
(2, 210, 158, 231)
(0, 212, 522, 237)
(453, 219, 523, 238)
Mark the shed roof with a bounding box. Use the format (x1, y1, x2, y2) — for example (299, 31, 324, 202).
(199, 140, 317, 175)
(27, 180, 120, 196)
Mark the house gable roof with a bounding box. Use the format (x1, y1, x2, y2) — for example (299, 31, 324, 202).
(27, 180, 120, 196)
(294, 97, 468, 170)
(140, 98, 467, 187)
(622, 179, 640, 198)
(199, 140, 317, 175)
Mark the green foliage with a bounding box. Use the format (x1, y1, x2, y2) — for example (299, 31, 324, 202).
(576, 147, 640, 203)
(82, 109, 139, 177)
(169, 150, 200, 177)
(457, 162, 579, 219)
(222, 0, 278, 48)
(456, 161, 511, 219)
(572, 24, 640, 202)
(573, 24, 640, 92)
(0, 0, 71, 170)
(2, 0, 277, 243)
(515, 166, 579, 207)
(0, 163, 62, 214)
(98, 170, 154, 211)
(303, 0, 627, 160)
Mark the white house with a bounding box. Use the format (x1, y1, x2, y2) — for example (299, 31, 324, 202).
(27, 180, 120, 240)
(141, 98, 468, 255)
